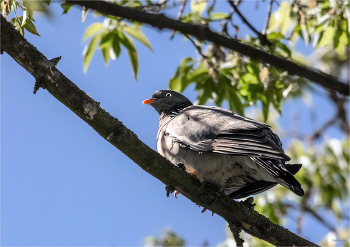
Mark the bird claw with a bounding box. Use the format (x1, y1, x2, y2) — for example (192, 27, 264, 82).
(177, 163, 186, 170)
(165, 185, 175, 197)
(165, 185, 180, 198)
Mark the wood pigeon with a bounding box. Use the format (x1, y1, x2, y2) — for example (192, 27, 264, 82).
(143, 90, 304, 199)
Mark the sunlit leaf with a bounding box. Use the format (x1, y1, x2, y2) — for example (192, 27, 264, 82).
(275, 42, 291, 57)
(22, 10, 28, 26)
(101, 45, 110, 66)
(124, 26, 152, 51)
(280, 15, 290, 35)
(191, 0, 206, 14)
(99, 31, 114, 49)
(211, 13, 228, 20)
(112, 33, 121, 58)
(83, 33, 102, 72)
(267, 32, 284, 40)
(83, 22, 104, 41)
(119, 33, 138, 80)
(60, 2, 73, 14)
(318, 26, 334, 47)
(23, 19, 40, 36)
(335, 43, 346, 55)
(82, 8, 90, 22)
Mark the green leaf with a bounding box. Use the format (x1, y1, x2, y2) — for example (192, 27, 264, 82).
(21, 10, 28, 27)
(267, 32, 284, 40)
(335, 43, 346, 55)
(339, 31, 349, 45)
(83, 22, 104, 41)
(119, 34, 138, 80)
(60, 2, 73, 14)
(261, 98, 270, 122)
(99, 32, 114, 49)
(276, 42, 291, 57)
(112, 33, 121, 58)
(191, 0, 207, 14)
(268, 12, 281, 32)
(23, 19, 40, 36)
(101, 46, 110, 66)
(83, 34, 102, 72)
(82, 8, 90, 22)
(211, 13, 228, 20)
(280, 15, 291, 35)
(228, 89, 243, 115)
(241, 73, 258, 84)
(206, 2, 215, 16)
(169, 77, 182, 92)
(318, 26, 335, 47)
(10, 17, 20, 30)
(123, 26, 152, 51)
(314, 24, 325, 33)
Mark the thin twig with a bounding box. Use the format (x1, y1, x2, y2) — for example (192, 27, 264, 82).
(263, 0, 274, 34)
(176, 0, 186, 20)
(304, 206, 337, 232)
(184, 34, 208, 59)
(228, 223, 244, 247)
(170, 0, 186, 39)
(309, 117, 338, 142)
(285, 202, 338, 233)
(221, 0, 242, 36)
(228, 0, 272, 46)
(297, 188, 312, 235)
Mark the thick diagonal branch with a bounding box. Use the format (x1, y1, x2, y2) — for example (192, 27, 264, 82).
(2, 16, 318, 247)
(67, 0, 349, 96)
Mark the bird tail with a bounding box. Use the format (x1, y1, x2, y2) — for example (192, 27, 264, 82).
(283, 163, 304, 196)
(285, 163, 302, 175)
(251, 157, 304, 197)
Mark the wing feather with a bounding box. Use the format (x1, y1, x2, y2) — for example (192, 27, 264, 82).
(166, 105, 289, 161)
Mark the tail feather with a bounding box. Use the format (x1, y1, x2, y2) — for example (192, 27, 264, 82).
(284, 163, 304, 196)
(285, 163, 302, 175)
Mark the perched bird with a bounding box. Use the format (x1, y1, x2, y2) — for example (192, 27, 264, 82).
(143, 90, 304, 199)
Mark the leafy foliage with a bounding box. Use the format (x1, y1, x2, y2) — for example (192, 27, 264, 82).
(82, 19, 152, 78)
(1, 0, 43, 36)
(144, 230, 185, 247)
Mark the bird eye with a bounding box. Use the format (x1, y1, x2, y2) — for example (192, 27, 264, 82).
(166, 93, 172, 97)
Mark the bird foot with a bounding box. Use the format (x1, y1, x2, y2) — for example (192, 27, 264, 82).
(165, 185, 180, 198)
(177, 163, 186, 170)
(165, 185, 175, 197)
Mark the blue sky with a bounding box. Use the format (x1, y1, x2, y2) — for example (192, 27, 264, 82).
(1, 1, 347, 246)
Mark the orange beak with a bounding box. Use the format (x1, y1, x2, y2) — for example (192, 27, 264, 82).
(142, 98, 154, 105)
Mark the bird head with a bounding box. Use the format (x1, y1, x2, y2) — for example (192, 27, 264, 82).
(143, 90, 192, 116)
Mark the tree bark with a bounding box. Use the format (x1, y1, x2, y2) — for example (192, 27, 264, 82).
(1, 15, 318, 247)
(67, 0, 349, 96)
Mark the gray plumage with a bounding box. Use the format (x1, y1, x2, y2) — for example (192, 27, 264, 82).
(144, 90, 304, 198)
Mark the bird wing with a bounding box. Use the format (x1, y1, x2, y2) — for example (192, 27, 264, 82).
(165, 105, 290, 161)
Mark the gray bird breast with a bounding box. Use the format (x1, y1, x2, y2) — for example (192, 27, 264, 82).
(156, 118, 279, 195)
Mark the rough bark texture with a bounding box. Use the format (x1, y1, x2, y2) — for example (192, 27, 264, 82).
(67, 0, 349, 96)
(2, 15, 318, 246)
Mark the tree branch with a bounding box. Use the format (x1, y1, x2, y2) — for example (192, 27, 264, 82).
(2, 16, 318, 247)
(263, 0, 274, 34)
(309, 117, 338, 142)
(227, 0, 272, 46)
(66, 0, 349, 96)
